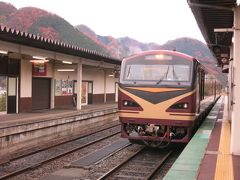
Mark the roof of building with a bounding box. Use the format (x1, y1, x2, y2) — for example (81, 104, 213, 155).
(0, 25, 121, 65)
(188, 0, 236, 65)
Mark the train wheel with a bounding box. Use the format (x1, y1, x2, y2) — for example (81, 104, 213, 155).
(143, 140, 170, 148)
(128, 139, 144, 145)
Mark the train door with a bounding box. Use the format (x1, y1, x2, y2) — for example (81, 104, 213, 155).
(115, 82, 118, 102)
(196, 69, 201, 113)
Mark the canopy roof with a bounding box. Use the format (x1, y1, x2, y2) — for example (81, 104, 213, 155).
(0, 25, 121, 65)
(188, 0, 236, 64)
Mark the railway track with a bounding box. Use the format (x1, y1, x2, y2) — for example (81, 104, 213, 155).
(98, 147, 173, 180)
(0, 123, 121, 179)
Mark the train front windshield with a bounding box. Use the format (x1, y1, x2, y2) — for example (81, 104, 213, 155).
(120, 53, 193, 86)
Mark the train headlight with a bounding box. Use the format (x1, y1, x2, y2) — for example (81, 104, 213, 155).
(122, 100, 140, 107)
(183, 103, 188, 109)
(170, 102, 189, 109)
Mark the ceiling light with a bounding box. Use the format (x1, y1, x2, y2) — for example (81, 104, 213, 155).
(57, 69, 75, 72)
(32, 56, 47, 60)
(30, 59, 49, 63)
(214, 28, 233, 33)
(62, 61, 72, 64)
(0, 50, 8, 54)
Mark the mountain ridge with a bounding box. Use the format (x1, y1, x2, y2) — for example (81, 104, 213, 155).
(75, 24, 159, 58)
(0, 2, 110, 56)
(0, 1, 226, 83)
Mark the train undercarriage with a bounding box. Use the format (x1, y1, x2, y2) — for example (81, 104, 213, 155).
(121, 122, 192, 148)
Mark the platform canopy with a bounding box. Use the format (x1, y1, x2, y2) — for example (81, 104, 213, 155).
(188, 0, 236, 65)
(0, 25, 121, 65)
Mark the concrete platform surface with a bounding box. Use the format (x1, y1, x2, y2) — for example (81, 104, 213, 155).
(164, 96, 240, 180)
(164, 96, 223, 180)
(0, 102, 117, 127)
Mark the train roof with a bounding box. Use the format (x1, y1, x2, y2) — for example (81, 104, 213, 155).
(123, 50, 196, 62)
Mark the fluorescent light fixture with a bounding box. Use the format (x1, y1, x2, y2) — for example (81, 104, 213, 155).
(57, 69, 75, 72)
(108, 74, 114, 77)
(32, 56, 47, 60)
(214, 28, 233, 33)
(30, 59, 49, 63)
(62, 61, 72, 64)
(0, 50, 8, 54)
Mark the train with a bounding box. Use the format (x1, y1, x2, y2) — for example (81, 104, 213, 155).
(118, 50, 221, 148)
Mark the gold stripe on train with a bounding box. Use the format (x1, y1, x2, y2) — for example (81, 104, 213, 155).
(126, 87, 186, 93)
(119, 87, 196, 121)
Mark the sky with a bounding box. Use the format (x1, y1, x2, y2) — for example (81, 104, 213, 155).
(3, 0, 205, 45)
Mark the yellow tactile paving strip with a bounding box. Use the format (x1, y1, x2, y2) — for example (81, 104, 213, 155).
(214, 97, 233, 180)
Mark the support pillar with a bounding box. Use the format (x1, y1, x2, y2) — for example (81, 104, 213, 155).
(50, 61, 55, 109)
(231, 5, 240, 155)
(104, 70, 107, 103)
(77, 61, 82, 110)
(228, 45, 233, 120)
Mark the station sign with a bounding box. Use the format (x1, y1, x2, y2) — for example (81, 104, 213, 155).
(32, 61, 47, 76)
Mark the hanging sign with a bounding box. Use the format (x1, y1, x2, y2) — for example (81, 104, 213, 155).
(32, 62, 47, 76)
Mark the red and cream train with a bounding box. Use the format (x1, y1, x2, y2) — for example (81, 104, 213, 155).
(118, 50, 221, 147)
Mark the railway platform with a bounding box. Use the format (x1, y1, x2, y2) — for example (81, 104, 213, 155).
(164, 95, 240, 180)
(0, 103, 118, 163)
(0, 103, 117, 127)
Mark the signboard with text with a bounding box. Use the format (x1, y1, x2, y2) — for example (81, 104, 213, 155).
(32, 62, 47, 76)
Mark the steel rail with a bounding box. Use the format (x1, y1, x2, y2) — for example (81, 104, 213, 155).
(97, 146, 146, 180)
(0, 124, 120, 180)
(1, 121, 120, 164)
(97, 148, 173, 180)
(145, 150, 173, 180)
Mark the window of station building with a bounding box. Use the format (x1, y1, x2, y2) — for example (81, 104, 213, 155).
(0, 76, 7, 113)
(0, 56, 8, 75)
(8, 58, 20, 76)
(0, 57, 20, 76)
